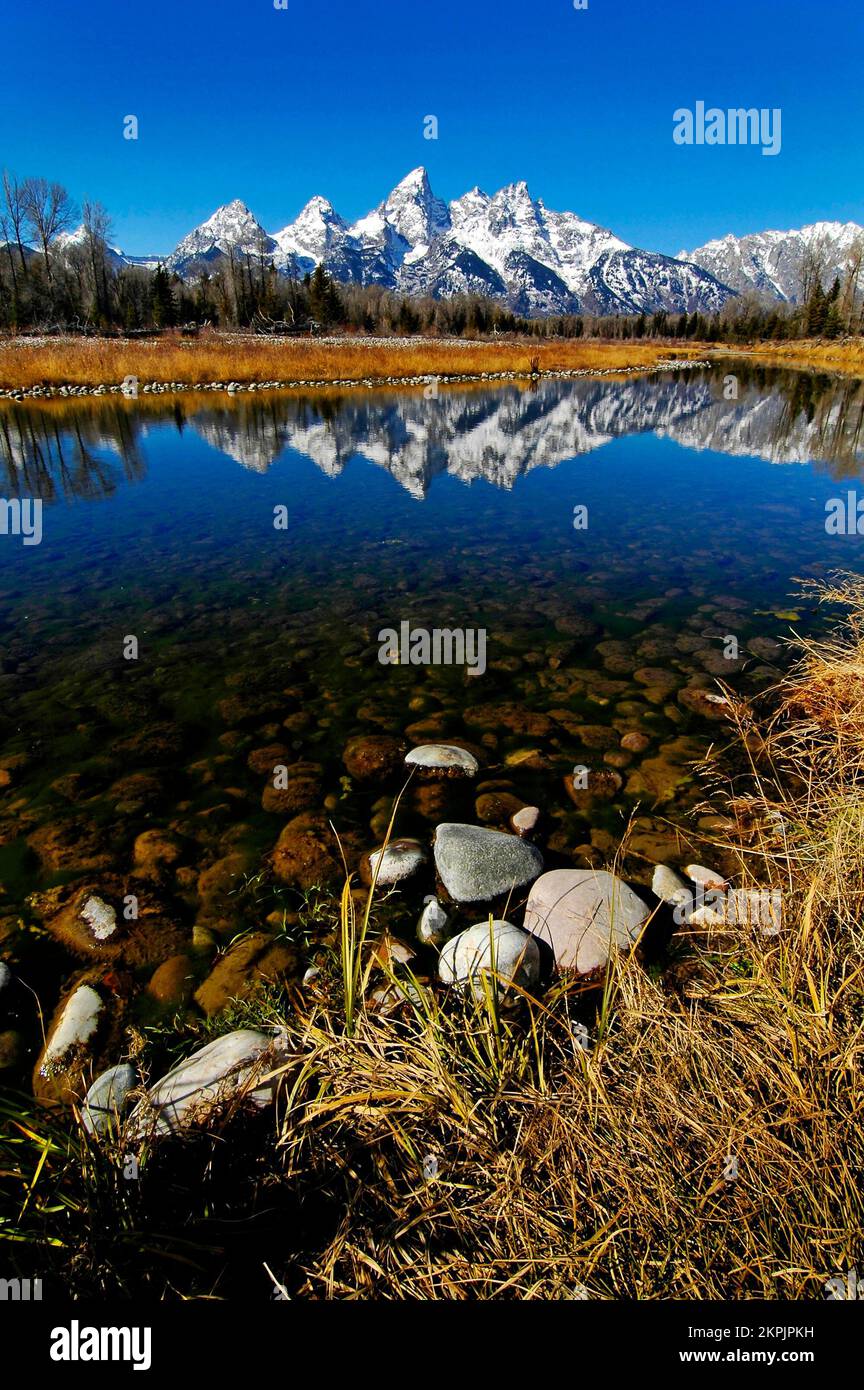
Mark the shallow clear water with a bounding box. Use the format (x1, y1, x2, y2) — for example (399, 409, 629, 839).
(0, 362, 863, 1061)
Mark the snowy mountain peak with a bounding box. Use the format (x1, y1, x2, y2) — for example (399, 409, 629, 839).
(380, 167, 451, 249)
(158, 169, 860, 317)
(166, 200, 276, 272)
(679, 220, 864, 301)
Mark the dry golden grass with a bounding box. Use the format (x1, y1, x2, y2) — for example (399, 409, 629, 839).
(0, 332, 697, 390)
(264, 584, 864, 1299)
(716, 337, 864, 377)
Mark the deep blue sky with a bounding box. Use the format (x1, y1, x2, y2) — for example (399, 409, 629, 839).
(1, 0, 861, 256)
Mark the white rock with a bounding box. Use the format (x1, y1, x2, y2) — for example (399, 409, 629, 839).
(368, 837, 428, 885)
(523, 869, 649, 974)
(689, 887, 782, 936)
(685, 864, 729, 890)
(417, 897, 449, 946)
(0, 960, 10, 993)
(82, 1063, 137, 1136)
(40, 985, 103, 1074)
(129, 1028, 291, 1139)
(405, 744, 479, 776)
(438, 919, 540, 1000)
(511, 805, 540, 836)
(652, 864, 694, 909)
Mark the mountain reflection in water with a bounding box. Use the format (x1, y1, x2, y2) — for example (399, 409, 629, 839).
(1, 365, 862, 504)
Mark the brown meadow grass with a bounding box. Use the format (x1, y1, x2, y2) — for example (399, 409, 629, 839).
(0, 333, 698, 390)
(721, 336, 864, 377)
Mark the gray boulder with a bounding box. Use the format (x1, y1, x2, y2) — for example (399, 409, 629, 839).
(433, 823, 543, 903)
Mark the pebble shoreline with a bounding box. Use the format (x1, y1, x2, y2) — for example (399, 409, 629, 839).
(0, 359, 712, 402)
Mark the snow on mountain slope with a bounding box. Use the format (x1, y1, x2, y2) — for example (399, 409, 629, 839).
(586, 248, 732, 315)
(165, 199, 277, 275)
(678, 221, 864, 302)
(272, 196, 351, 277)
(159, 169, 734, 313)
(55, 225, 130, 272)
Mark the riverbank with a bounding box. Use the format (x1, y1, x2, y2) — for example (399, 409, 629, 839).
(712, 336, 864, 376)
(1, 579, 862, 1299)
(0, 334, 701, 396)
(0, 333, 862, 397)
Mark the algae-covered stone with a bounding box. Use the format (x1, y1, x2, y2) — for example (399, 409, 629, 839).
(433, 823, 543, 904)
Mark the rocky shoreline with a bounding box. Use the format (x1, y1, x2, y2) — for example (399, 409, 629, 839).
(0, 358, 712, 402)
(10, 733, 755, 1134)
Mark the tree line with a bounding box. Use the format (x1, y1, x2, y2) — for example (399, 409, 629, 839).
(1, 171, 862, 342)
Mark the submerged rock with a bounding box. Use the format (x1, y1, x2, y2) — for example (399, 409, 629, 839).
(147, 954, 195, 1008)
(475, 791, 524, 825)
(523, 869, 649, 975)
(438, 920, 540, 1000)
(417, 896, 450, 947)
(678, 686, 733, 721)
(433, 823, 544, 904)
(366, 837, 428, 886)
(620, 731, 650, 754)
(133, 829, 184, 879)
(343, 735, 405, 781)
(270, 814, 344, 891)
(405, 743, 479, 777)
(82, 1063, 137, 1137)
(129, 1028, 292, 1139)
(194, 933, 296, 1016)
(0, 1029, 23, 1070)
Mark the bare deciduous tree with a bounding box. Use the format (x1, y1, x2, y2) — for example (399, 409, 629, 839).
(21, 176, 76, 291)
(2, 170, 30, 276)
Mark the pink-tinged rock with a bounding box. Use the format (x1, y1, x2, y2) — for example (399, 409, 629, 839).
(685, 864, 728, 891)
(511, 805, 540, 836)
(523, 869, 649, 974)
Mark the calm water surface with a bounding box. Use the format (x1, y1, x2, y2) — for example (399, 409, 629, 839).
(1, 362, 863, 1071)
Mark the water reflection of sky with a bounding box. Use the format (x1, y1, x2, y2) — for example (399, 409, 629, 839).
(0, 366, 862, 720)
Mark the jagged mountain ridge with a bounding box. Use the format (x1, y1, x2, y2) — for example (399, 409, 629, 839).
(158, 168, 735, 316)
(677, 220, 864, 302)
(41, 171, 863, 317)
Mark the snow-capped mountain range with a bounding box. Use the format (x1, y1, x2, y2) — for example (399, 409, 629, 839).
(677, 221, 863, 302)
(156, 168, 733, 316)
(46, 169, 863, 317)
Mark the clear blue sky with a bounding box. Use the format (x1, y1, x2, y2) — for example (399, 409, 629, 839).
(1, 0, 861, 256)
